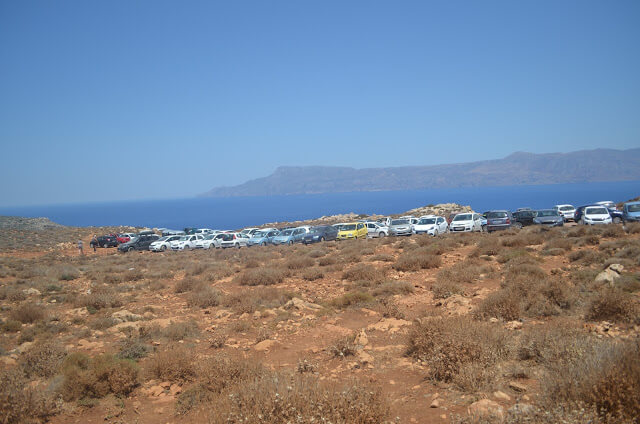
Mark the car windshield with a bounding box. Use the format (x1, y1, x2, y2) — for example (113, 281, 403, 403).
(559, 206, 574, 211)
(281, 229, 293, 236)
(251, 231, 267, 238)
(627, 204, 640, 212)
(586, 207, 608, 215)
(418, 218, 436, 225)
(391, 219, 409, 225)
(309, 227, 324, 234)
(341, 224, 356, 231)
(536, 210, 558, 217)
(453, 214, 472, 221)
(178, 236, 189, 241)
(157, 236, 169, 241)
(486, 212, 507, 219)
(203, 234, 215, 240)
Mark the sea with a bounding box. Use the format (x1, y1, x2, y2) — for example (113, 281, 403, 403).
(1, 181, 639, 230)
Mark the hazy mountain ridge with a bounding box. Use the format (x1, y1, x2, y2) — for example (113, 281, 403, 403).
(202, 148, 640, 197)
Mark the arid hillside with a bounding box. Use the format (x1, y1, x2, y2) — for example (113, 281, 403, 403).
(1, 221, 639, 423)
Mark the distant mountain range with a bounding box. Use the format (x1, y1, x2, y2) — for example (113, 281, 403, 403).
(201, 148, 640, 197)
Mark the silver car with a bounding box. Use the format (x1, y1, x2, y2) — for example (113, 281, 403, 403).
(389, 219, 412, 236)
(365, 221, 388, 238)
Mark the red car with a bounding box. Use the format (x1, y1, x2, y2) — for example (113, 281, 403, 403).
(117, 233, 136, 244)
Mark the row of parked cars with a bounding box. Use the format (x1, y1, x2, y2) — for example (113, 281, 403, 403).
(98, 200, 640, 252)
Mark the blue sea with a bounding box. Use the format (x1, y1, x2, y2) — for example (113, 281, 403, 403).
(1, 181, 639, 229)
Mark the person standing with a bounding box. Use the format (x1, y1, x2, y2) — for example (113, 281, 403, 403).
(78, 239, 84, 255)
(90, 234, 98, 252)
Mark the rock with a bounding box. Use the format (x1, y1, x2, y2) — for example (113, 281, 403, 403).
(148, 385, 165, 397)
(285, 297, 323, 311)
(13, 342, 33, 354)
(169, 384, 182, 396)
(595, 264, 624, 285)
(489, 317, 499, 323)
(23, 288, 41, 296)
(366, 318, 412, 333)
(112, 310, 142, 323)
(508, 381, 527, 392)
(509, 403, 535, 415)
(0, 356, 17, 366)
(504, 321, 523, 330)
(468, 399, 504, 420)
(262, 309, 277, 318)
(159, 381, 171, 389)
(430, 399, 441, 408)
(356, 350, 374, 364)
(354, 329, 368, 347)
(253, 311, 261, 319)
(254, 339, 279, 352)
(493, 391, 511, 401)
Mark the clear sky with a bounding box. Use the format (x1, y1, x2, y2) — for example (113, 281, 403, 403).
(1, 1, 639, 207)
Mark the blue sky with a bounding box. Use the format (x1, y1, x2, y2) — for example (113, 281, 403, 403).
(1, 1, 639, 206)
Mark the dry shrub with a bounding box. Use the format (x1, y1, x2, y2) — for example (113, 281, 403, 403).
(207, 373, 389, 423)
(145, 345, 197, 383)
(330, 334, 357, 358)
(176, 354, 264, 414)
(431, 282, 465, 299)
(175, 278, 204, 293)
(586, 288, 638, 323)
(235, 268, 287, 286)
(77, 286, 122, 310)
(186, 287, 221, 308)
(437, 260, 492, 285)
(406, 316, 510, 389)
(285, 256, 315, 270)
(9, 302, 46, 324)
(0, 368, 59, 424)
(117, 338, 151, 361)
(377, 297, 405, 319)
(20, 340, 66, 378)
(544, 341, 640, 422)
(301, 267, 324, 281)
(473, 237, 503, 256)
(163, 320, 200, 341)
(329, 291, 375, 309)
(393, 252, 441, 272)
(542, 247, 566, 256)
(61, 353, 138, 401)
(341, 263, 384, 282)
(1, 319, 22, 333)
(568, 249, 605, 265)
(601, 225, 625, 238)
(371, 281, 414, 297)
(318, 256, 337, 266)
(474, 289, 522, 321)
(625, 222, 640, 234)
(222, 287, 293, 314)
(517, 323, 597, 365)
(307, 249, 327, 258)
(544, 237, 573, 251)
(368, 253, 394, 262)
(497, 248, 538, 266)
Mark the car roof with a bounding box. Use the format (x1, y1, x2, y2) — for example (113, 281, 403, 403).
(625, 201, 640, 205)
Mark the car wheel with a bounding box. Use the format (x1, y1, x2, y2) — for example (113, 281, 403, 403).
(128, 247, 134, 252)
(433, 230, 439, 237)
(379, 232, 386, 238)
(288, 240, 293, 245)
(514, 223, 523, 230)
(161, 245, 166, 251)
(613, 217, 621, 224)
(236, 243, 240, 249)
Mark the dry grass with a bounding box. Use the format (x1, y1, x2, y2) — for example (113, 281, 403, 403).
(20, 340, 67, 378)
(222, 287, 294, 314)
(393, 251, 441, 271)
(61, 353, 139, 401)
(0, 368, 59, 424)
(586, 288, 639, 323)
(329, 291, 375, 309)
(235, 268, 287, 286)
(145, 345, 197, 383)
(341, 263, 385, 282)
(9, 302, 46, 324)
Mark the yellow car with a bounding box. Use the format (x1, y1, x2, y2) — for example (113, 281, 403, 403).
(336, 222, 368, 240)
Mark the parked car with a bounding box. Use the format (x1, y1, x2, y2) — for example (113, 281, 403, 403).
(194, 228, 213, 235)
(485, 210, 515, 233)
(161, 229, 185, 236)
(389, 219, 413, 236)
(272, 227, 310, 245)
(553, 204, 576, 222)
(412, 216, 448, 236)
(220, 232, 250, 248)
(117, 233, 136, 244)
(170, 234, 204, 250)
(622, 201, 640, 223)
(149, 235, 182, 251)
(248, 229, 280, 246)
(595, 201, 617, 210)
(365, 221, 388, 238)
(581, 206, 612, 225)
(336, 222, 368, 240)
(512, 210, 537, 228)
(118, 234, 159, 252)
(376, 217, 392, 227)
(195, 233, 226, 249)
(449, 213, 483, 232)
(533, 209, 564, 227)
(302, 226, 339, 244)
(606, 208, 624, 224)
(240, 228, 261, 236)
(96, 234, 118, 248)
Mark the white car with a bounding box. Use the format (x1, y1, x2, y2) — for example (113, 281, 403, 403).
(170, 234, 204, 250)
(376, 217, 392, 227)
(240, 228, 260, 236)
(413, 215, 448, 236)
(449, 213, 484, 232)
(219, 232, 250, 248)
(554, 204, 576, 221)
(595, 201, 617, 210)
(365, 222, 388, 238)
(149, 235, 182, 252)
(582, 206, 612, 225)
(194, 228, 213, 235)
(195, 233, 225, 249)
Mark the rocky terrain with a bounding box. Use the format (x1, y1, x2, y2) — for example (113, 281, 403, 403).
(0, 214, 639, 423)
(0, 216, 63, 231)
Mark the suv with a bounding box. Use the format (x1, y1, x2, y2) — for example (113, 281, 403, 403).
(622, 201, 640, 223)
(118, 234, 159, 252)
(554, 204, 576, 222)
(512, 210, 537, 228)
(485, 210, 515, 232)
(96, 234, 119, 248)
